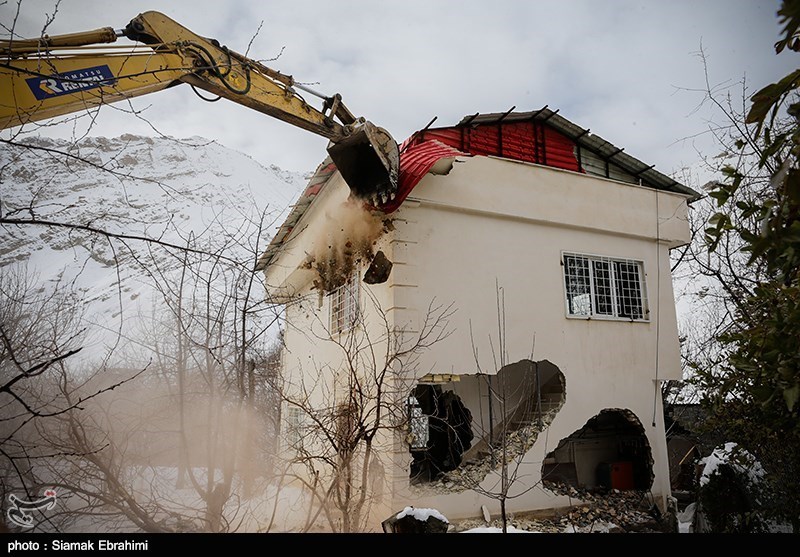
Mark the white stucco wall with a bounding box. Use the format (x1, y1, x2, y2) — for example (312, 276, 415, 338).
(265, 154, 692, 529)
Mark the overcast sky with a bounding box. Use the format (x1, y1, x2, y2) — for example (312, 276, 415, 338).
(2, 0, 796, 187)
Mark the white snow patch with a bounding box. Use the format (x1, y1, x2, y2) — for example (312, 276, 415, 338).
(395, 506, 448, 524)
(462, 526, 536, 533)
(699, 442, 765, 487)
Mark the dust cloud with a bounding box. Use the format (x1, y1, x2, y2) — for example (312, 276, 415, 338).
(33, 364, 288, 532)
(303, 198, 393, 292)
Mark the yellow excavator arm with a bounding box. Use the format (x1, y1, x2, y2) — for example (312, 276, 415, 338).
(0, 11, 398, 203)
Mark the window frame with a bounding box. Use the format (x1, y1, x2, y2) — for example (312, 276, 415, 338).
(329, 268, 360, 335)
(285, 406, 304, 452)
(561, 251, 649, 322)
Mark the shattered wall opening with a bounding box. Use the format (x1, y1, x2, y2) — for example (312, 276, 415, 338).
(541, 408, 653, 494)
(407, 360, 566, 489)
(408, 385, 473, 485)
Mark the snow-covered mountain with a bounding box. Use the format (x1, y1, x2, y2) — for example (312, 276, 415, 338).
(0, 134, 309, 363)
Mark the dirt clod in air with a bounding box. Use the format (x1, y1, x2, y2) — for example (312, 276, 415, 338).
(363, 250, 393, 284)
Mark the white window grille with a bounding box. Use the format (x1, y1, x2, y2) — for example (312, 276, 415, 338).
(329, 270, 360, 334)
(285, 406, 304, 452)
(562, 252, 647, 320)
(407, 396, 429, 450)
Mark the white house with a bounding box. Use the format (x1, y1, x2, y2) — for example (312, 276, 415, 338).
(258, 107, 699, 532)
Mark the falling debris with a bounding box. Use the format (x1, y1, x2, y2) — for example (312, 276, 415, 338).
(363, 250, 393, 284)
(303, 199, 394, 292)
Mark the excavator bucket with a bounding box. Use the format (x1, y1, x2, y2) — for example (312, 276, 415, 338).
(327, 121, 400, 206)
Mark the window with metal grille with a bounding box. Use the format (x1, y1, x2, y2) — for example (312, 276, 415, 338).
(407, 396, 429, 451)
(285, 406, 304, 452)
(562, 253, 647, 320)
(329, 270, 360, 334)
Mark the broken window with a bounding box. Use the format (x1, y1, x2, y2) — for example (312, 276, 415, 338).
(562, 253, 647, 320)
(329, 268, 359, 334)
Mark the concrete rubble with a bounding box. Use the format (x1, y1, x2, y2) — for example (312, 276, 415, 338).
(449, 488, 672, 533)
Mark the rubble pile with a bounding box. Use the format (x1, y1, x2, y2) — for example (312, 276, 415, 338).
(411, 409, 563, 495)
(451, 488, 671, 533)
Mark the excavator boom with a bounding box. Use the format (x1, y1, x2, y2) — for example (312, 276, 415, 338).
(0, 11, 398, 204)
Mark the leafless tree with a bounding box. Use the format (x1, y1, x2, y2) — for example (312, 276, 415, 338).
(66, 202, 292, 533)
(0, 266, 147, 532)
(0, 198, 300, 534)
(279, 289, 455, 533)
(1, 0, 397, 534)
(421, 285, 560, 533)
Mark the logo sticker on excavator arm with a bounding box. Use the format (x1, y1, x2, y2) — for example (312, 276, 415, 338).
(25, 65, 116, 100)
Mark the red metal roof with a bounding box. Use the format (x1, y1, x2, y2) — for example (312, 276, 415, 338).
(378, 139, 470, 213)
(255, 108, 698, 273)
(376, 114, 584, 213)
(415, 120, 581, 173)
